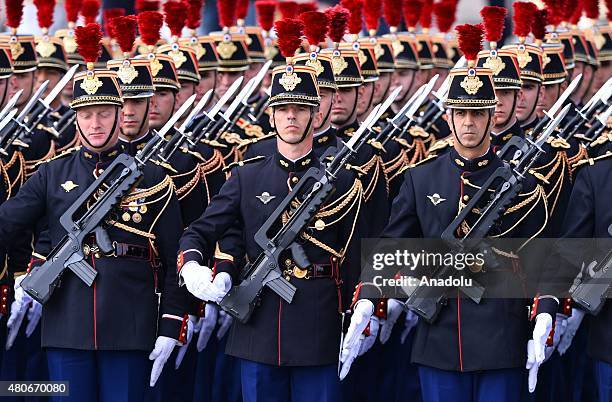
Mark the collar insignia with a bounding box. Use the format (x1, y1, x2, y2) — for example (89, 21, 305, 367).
(427, 193, 446, 206)
(256, 191, 276, 205)
(61, 180, 79, 192)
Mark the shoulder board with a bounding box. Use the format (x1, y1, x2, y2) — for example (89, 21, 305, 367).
(367, 138, 386, 152)
(238, 132, 276, 147)
(587, 133, 612, 149)
(572, 150, 612, 169)
(398, 154, 438, 175)
(222, 155, 266, 172)
(547, 136, 571, 149)
(43, 145, 80, 164)
(428, 137, 453, 153)
(200, 139, 228, 149)
(345, 163, 367, 175)
(408, 125, 430, 139)
(182, 148, 206, 162)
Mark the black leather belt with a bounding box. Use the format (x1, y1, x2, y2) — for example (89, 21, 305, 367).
(83, 241, 152, 260)
(283, 262, 334, 280)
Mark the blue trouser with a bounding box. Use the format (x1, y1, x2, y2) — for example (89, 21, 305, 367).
(145, 341, 198, 402)
(418, 365, 524, 402)
(46, 348, 149, 402)
(594, 359, 612, 402)
(240, 359, 341, 402)
(192, 333, 242, 402)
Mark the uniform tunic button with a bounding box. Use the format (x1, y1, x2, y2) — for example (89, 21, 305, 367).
(463, 195, 469, 201)
(291, 176, 298, 184)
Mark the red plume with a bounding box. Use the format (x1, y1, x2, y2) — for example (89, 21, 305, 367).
(279, 1, 299, 19)
(582, 0, 599, 19)
(217, 0, 237, 27)
(403, 0, 423, 29)
(163, 0, 187, 37)
(138, 11, 164, 46)
(184, 0, 204, 29)
(480, 6, 507, 43)
(300, 11, 328, 46)
(236, 0, 250, 20)
(569, 0, 583, 23)
(434, 0, 456, 33)
(455, 23, 484, 61)
(513, 2, 537, 37)
(111, 15, 137, 53)
(298, 2, 318, 14)
(364, 0, 382, 31)
(607, 0, 612, 19)
(325, 5, 350, 42)
(531, 9, 548, 41)
(256, 1, 277, 31)
(64, 0, 82, 23)
(419, 0, 433, 29)
(103, 8, 125, 37)
(341, 0, 364, 35)
(383, 0, 402, 28)
(543, 0, 563, 26)
(33, 0, 56, 29)
(135, 0, 159, 12)
(562, 0, 578, 20)
(75, 23, 103, 63)
(81, 0, 101, 25)
(274, 18, 304, 57)
(5, 0, 25, 29)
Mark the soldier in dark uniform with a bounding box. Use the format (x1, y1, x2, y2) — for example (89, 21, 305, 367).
(341, 23, 551, 402)
(569, 30, 598, 109)
(0, 23, 189, 401)
(178, 24, 364, 400)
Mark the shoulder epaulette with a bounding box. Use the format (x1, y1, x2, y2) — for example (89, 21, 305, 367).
(41, 145, 80, 165)
(236, 132, 276, 149)
(398, 154, 438, 175)
(587, 133, 612, 149)
(572, 150, 612, 169)
(547, 136, 571, 149)
(222, 155, 266, 172)
(367, 138, 386, 152)
(200, 139, 228, 149)
(428, 137, 453, 153)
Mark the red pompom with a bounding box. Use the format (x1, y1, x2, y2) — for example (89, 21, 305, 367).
(163, 0, 187, 37)
(81, 0, 101, 25)
(256, 1, 277, 31)
(103, 8, 125, 37)
(512, 2, 537, 37)
(383, 0, 402, 28)
(75, 22, 103, 63)
(531, 9, 547, 40)
(341, 0, 364, 35)
(64, 0, 82, 23)
(433, 0, 456, 33)
(111, 15, 137, 53)
(543, 0, 563, 26)
(135, 0, 160, 12)
(6, 0, 25, 29)
(582, 0, 599, 19)
(297, 2, 318, 14)
(138, 11, 164, 46)
(279, 1, 299, 19)
(300, 11, 328, 46)
(562, 0, 578, 21)
(455, 23, 484, 62)
(364, 0, 382, 31)
(274, 18, 304, 58)
(184, 0, 204, 29)
(236, 0, 250, 20)
(33, 0, 56, 29)
(217, 0, 237, 28)
(325, 5, 350, 42)
(403, 0, 423, 29)
(419, 0, 432, 29)
(480, 6, 507, 43)
(568, 0, 583, 24)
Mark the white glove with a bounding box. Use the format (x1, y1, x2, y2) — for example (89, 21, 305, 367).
(339, 300, 374, 380)
(543, 314, 567, 362)
(212, 272, 232, 303)
(379, 299, 403, 344)
(174, 315, 196, 369)
(358, 316, 379, 356)
(180, 262, 218, 301)
(216, 309, 233, 340)
(25, 300, 42, 338)
(558, 308, 585, 355)
(149, 336, 178, 386)
(6, 275, 32, 350)
(525, 313, 553, 393)
(196, 304, 218, 352)
(400, 310, 419, 344)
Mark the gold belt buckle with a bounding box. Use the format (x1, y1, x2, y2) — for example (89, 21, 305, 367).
(292, 266, 309, 279)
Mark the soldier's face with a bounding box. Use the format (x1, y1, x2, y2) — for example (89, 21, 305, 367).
(392, 69, 415, 102)
(76, 105, 122, 152)
(516, 82, 540, 122)
(121, 98, 150, 138)
(196, 71, 216, 104)
(331, 87, 358, 126)
(317, 88, 335, 129)
(272, 104, 322, 143)
(493, 89, 518, 129)
(573, 62, 593, 101)
(245, 62, 264, 93)
(450, 108, 492, 150)
(35, 68, 63, 99)
(176, 81, 196, 109)
(373, 72, 392, 104)
(216, 71, 242, 103)
(536, 83, 564, 119)
(150, 89, 176, 130)
(0, 79, 8, 108)
(9, 72, 35, 107)
(357, 82, 375, 117)
(590, 61, 610, 99)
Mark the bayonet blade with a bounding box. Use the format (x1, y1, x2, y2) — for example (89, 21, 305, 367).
(581, 77, 611, 112)
(40, 64, 79, 108)
(179, 89, 212, 132)
(16, 81, 48, 122)
(155, 94, 197, 139)
(391, 85, 423, 123)
(344, 104, 382, 151)
(0, 89, 22, 122)
(207, 76, 244, 119)
(223, 62, 272, 120)
(596, 104, 612, 126)
(378, 86, 402, 120)
(405, 77, 437, 119)
(537, 104, 571, 147)
(546, 73, 581, 118)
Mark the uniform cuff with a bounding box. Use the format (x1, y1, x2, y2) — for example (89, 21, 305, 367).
(213, 259, 236, 282)
(159, 314, 189, 344)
